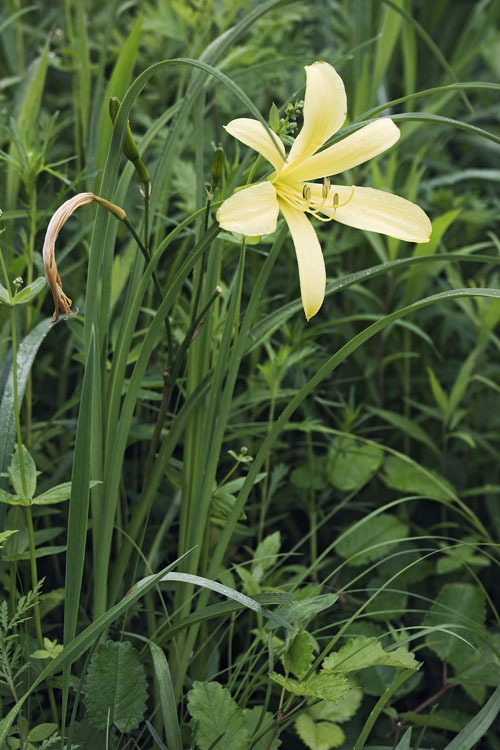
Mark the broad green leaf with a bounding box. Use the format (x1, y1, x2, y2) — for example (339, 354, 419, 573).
(295, 712, 344, 750)
(187, 681, 249, 750)
(273, 594, 338, 628)
(270, 672, 350, 703)
(83, 640, 147, 732)
(244, 707, 281, 749)
(0, 284, 10, 305)
(291, 461, 328, 490)
(12, 277, 47, 306)
(9, 444, 37, 498)
(425, 583, 485, 663)
(251, 531, 281, 582)
(436, 540, 490, 575)
(34, 480, 100, 506)
(27, 723, 57, 742)
(284, 628, 317, 679)
(336, 513, 408, 566)
(328, 438, 383, 492)
(322, 637, 418, 673)
(382, 455, 455, 501)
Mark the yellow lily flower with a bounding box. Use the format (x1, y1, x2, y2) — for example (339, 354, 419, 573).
(216, 61, 432, 320)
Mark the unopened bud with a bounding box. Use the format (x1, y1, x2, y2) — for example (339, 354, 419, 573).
(109, 97, 151, 185)
(210, 145, 225, 191)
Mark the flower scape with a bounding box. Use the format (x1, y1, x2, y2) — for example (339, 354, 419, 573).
(216, 61, 432, 320)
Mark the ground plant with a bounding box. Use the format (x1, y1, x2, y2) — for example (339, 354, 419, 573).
(1, 1, 500, 748)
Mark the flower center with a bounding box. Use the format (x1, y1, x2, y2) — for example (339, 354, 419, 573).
(276, 176, 354, 223)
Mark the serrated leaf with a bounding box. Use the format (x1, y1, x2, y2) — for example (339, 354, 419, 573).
(294, 713, 345, 750)
(83, 641, 147, 732)
(284, 628, 317, 679)
(336, 513, 408, 566)
(9, 444, 37, 498)
(251, 531, 281, 582)
(270, 672, 350, 702)
(323, 637, 418, 673)
(309, 685, 363, 724)
(188, 681, 249, 750)
(0, 529, 18, 548)
(328, 438, 383, 492)
(244, 707, 281, 749)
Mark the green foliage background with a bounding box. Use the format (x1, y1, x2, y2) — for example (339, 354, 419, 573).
(1, 1, 500, 748)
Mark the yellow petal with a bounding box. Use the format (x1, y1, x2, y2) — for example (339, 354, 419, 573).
(216, 182, 279, 236)
(278, 198, 326, 320)
(308, 184, 432, 243)
(281, 119, 400, 183)
(287, 62, 347, 167)
(224, 118, 286, 171)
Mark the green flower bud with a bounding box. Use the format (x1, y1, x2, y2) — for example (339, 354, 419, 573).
(108, 97, 151, 185)
(210, 145, 225, 191)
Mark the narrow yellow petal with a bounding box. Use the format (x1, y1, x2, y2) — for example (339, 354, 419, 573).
(216, 182, 279, 236)
(308, 184, 432, 243)
(287, 62, 347, 167)
(281, 119, 400, 183)
(224, 118, 286, 171)
(278, 199, 326, 320)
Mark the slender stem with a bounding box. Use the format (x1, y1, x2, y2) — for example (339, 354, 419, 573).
(144, 180, 151, 253)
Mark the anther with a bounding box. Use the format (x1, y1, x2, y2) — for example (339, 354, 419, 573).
(302, 185, 311, 202)
(322, 177, 331, 199)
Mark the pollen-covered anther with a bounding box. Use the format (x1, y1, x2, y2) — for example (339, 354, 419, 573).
(302, 184, 312, 203)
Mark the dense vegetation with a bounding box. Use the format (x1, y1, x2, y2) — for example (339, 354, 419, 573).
(1, 1, 500, 748)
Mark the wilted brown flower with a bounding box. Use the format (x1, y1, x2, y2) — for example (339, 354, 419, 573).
(42, 192, 126, 323)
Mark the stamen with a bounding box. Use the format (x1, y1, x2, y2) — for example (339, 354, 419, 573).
(322, 177, 331, 199)
(302, 185, 311, 202)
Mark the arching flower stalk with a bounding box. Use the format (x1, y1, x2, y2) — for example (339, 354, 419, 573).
(42, 192, 126, 323)
(217, 61, 432, 320)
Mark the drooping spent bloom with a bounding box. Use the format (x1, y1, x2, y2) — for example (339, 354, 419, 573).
(42, 192, 126, 323)
(217, 62, 432, 320)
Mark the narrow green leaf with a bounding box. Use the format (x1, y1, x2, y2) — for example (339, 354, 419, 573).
(97, 15, 142, 171)
(444, 686, 500, 750)
(0, 319, 51, 493)
(148, 643, 183, 750)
